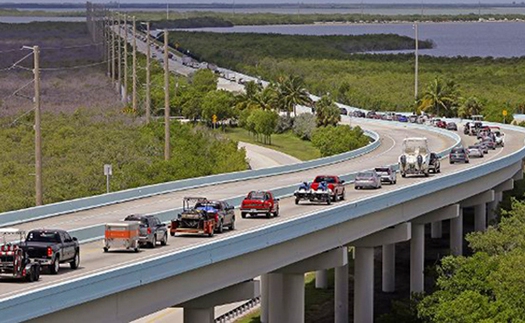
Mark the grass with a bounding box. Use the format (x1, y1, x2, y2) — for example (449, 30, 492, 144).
(236, 271, 336, 323)
(222, 128, 321, 161)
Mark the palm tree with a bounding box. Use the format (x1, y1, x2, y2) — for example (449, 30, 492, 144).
(276, 75, 312, 117)
(418, 77, 459, 117)
(315, 95, 341, 127)
(458, 96, 483, 119)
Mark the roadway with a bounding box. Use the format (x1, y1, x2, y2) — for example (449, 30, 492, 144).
(238, 141, 302, 170)
(3, 121, 512, 303)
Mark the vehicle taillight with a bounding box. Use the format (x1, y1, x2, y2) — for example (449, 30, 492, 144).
(147, 227, 152, 234)
(215, 213, 219, 222)
(47, 247, 53, 257)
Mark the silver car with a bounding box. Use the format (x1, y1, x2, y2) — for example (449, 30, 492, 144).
(374, 166, 397, 184)
(354, 170, 382, 189)
(467, 145, 484, 158)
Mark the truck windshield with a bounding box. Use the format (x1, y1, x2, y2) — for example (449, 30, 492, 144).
(26, 231, 60, 243)
(314, 177, 336, 183)
(248, 191, 266, 200)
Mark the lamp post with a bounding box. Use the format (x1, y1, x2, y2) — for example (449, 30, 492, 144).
(141, 21, 151, 123)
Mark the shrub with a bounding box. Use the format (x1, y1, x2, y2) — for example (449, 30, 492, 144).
(293, 113, 316, 140)
(275, 115, 294, 134)
(311, 125, 369, 157)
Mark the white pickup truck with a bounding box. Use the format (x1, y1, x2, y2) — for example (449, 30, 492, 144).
(398, 137, 430, 177)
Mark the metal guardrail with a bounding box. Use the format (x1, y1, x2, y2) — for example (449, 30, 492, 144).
(0, 130, 380, 228)
(0, 122, 516, 323)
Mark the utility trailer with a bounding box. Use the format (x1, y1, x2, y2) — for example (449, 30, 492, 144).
(103, 222, 140, 253)
(170, 197, 217, 237)
(0, 228, 40, 282)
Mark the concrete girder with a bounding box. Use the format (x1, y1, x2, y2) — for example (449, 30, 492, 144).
(275, 247, 348, 274)
(513, 169, 523, 181)
(494, 179, 514, 193)
(412, 204, 460, 224)
(352, 223, 411, 248)
(460, 190, 494, 208)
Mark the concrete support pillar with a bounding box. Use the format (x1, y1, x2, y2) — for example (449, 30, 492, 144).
(354, 247, 374, 323)
(431, 221, 442, 238)
(335, 263, 349, 323)
(268, 273, 304, 323)
(184, 307, 214, 323)
(268, 273, 283, 323)
(450, 208, 464, 256)
(474, 203, 487, 232)
(382, 243, 395, 293)
(497, 191, 503, 202)
(315, 269, 328, 289)
(410, 223, 425, 293)
(261, 274, 269, 323)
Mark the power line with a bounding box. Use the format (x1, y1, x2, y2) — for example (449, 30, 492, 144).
(15, 59, 109, 71)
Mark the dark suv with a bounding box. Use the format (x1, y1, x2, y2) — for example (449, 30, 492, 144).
(124, 214, 168, 248)
(449, 147, 469, 164)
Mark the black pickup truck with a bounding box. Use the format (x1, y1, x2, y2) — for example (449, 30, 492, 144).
(20, 229, 80, 274)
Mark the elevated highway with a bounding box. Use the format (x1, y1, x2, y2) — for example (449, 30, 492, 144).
(0, 22, 523, 323)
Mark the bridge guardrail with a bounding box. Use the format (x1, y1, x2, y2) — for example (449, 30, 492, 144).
(0, 122, 514, 323)
(0, 129, 380, 228)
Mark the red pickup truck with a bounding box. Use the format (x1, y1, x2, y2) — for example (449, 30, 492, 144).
(240, 191, 279, 218)
(310, 175, 346, 202)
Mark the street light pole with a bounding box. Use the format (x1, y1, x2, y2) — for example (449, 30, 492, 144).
(123, 14, 128, 104)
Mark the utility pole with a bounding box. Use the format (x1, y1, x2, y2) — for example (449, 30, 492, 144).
(166, 3, 169, 20)
(111, 12, 116, 88)
(106, 15, 111, 77)
(164, 29, 170, 160)
(414, 22, 419, 102)
(117, 13, 122, 96)
(145, 21, 151, 123)
(31, 46, 43, 206)
(132, 16, 137, 112)
(123, 14, 128, 104)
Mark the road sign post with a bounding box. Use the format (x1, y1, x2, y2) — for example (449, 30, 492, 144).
(212, 114, 217, 129)
(104, 164, 113, 193)
(503, 109, 507, 124)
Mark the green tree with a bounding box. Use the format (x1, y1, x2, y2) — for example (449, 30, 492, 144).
(191, 69, 218, 93)
(311, 125, 368, 157)
(181, 89, 203, 122)
(293, 113, 316, 140)
(418, 77, 459, 117)
(201, 90, 236, 125)
(458, 96, 483, 119)
(315, 95, 341, 127)
(249, 109, 278, 144)
(275, 75, 312, 117)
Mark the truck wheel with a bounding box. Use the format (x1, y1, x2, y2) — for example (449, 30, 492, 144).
(230, 219, 236, 230)
(341, 190, 345, 200)
(161, 233, 168, 246)
(217, 221, 224, 234)
(103, 247, 109, 252)
(266, 212, 271, 219)
(241, 212, 247, 218)
(170, 232, 175, 237)
(327, 197, 331, 205)
(331, 195, 337, 202)
(70, 252, 80, 270)
(274, 208, 279, 217)
(295, 198, 299, 205)
(424, 171, 429, 177)
(34, 264, 40, 281)
(50, 256, 60, 275)
(150, 236, 157, 248)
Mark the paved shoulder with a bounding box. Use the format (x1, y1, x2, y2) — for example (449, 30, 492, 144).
(238, 141, 302, 170)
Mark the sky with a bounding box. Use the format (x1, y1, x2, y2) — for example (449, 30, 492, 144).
(2, 1, 518, 4)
